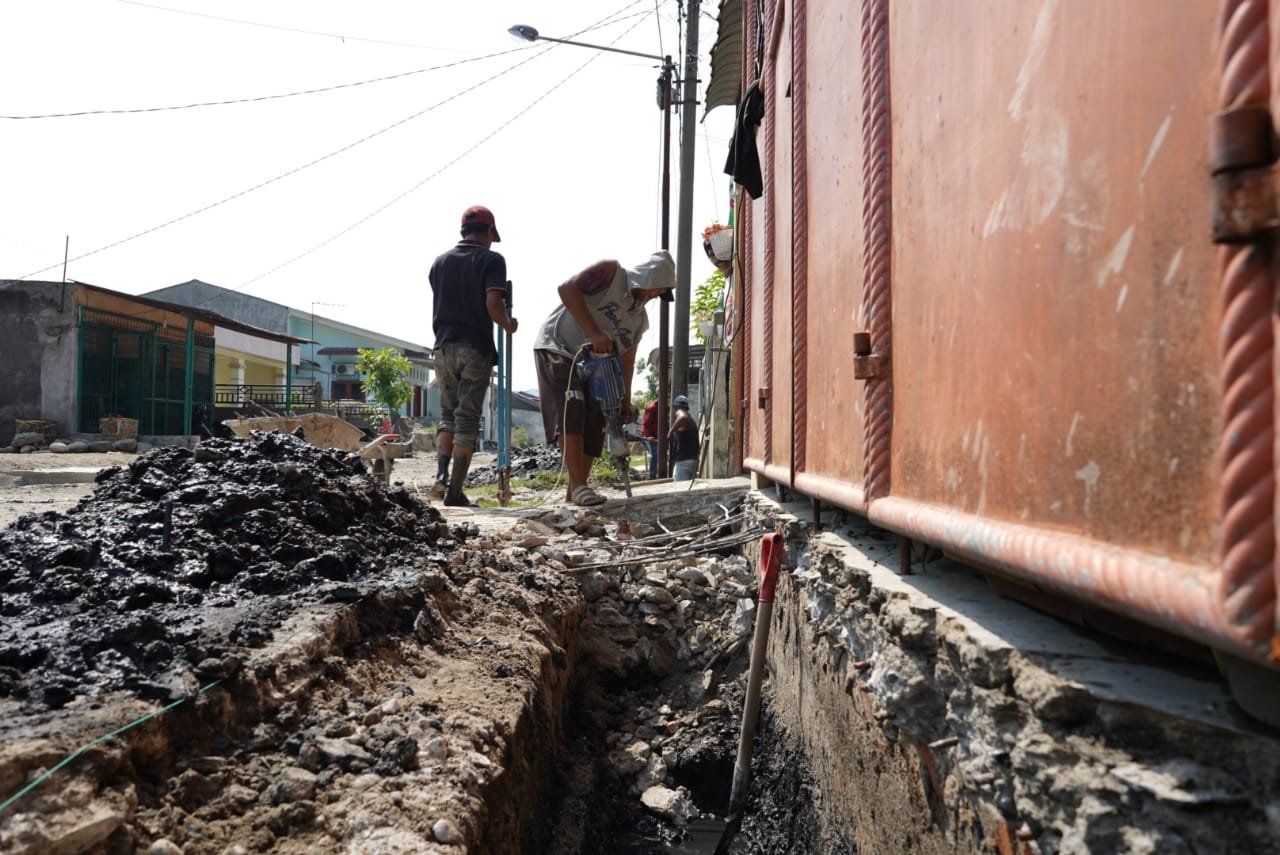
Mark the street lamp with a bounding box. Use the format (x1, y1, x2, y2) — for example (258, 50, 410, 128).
(508, 22, 683, 478)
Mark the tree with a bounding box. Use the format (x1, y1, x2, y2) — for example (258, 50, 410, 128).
(356, 347, 413, 422)
(692, 268, 727, 344)
(632, 356, 658, 409)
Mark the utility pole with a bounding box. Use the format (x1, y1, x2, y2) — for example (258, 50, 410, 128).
(672, 0, 700, 399)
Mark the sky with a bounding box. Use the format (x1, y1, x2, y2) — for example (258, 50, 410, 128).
(0, 0, 736, 392)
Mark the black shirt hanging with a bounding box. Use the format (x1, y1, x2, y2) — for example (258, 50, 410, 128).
(724, 80, 765, 199)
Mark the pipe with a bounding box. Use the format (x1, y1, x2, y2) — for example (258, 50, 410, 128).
(728, 532, 784, 813)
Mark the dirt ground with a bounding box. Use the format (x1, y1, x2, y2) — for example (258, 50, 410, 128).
(0, 437, 767, 853)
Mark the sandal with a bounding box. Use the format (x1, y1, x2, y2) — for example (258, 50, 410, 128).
(571, 485, 607, 507)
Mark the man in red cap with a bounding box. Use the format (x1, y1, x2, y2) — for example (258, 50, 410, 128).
(428, 205, 517, 505)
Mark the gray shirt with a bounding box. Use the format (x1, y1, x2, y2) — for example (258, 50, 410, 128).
(532, 264, 651, 357)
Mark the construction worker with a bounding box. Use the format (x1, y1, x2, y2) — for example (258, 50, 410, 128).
(669, 395, 699, 481)
(428, 205, 518, 506)
(533, 251, 676, 506)
(640, 398, 660, 479)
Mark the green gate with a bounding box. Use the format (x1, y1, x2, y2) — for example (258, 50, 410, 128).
(77, 307, 214, 435)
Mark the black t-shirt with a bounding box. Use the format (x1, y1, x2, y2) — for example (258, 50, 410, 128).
(672, 424, 699, 462)
(429, 240, 507, 363)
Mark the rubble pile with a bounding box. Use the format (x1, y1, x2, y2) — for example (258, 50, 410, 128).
(0, 431, 454, 711)
(492, 506, 761, 841)
(466, 444, 563, 486)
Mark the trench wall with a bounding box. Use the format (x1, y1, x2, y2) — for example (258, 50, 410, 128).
(755, 498, 1280, 854)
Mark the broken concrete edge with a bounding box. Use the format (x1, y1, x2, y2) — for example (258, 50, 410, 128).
(745, 492, 1280, 853)
(0, 579, 585, 854)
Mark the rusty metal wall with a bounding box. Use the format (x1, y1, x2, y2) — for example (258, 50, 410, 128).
(798, 1, 868, 499)
(735, 0, 1278, 664)
(890, 0, 1220, 560)
(767, 0, 796, 485)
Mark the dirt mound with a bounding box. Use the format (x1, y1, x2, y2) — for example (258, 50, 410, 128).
(0, 431, 455, 712)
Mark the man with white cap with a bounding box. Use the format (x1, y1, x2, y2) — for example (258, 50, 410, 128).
(533, 250, 676, 506)
(428, 205, 518, 506)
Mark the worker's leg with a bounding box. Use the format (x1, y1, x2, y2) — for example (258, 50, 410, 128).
(562, 432, 589, 501)
(432, 344, 463, 499)
(445, 345, 492, 506)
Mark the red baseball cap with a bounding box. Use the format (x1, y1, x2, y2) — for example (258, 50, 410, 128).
(461, 205, 500, 242)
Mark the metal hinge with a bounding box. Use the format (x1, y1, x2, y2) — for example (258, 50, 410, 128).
(853, 331, 887, 380)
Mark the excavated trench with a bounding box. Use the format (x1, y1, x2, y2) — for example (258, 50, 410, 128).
(0, 433, 832, 853)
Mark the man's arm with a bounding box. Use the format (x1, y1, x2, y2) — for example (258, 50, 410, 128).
(485, 288, 517, 334)
(557, 260, 619, 353)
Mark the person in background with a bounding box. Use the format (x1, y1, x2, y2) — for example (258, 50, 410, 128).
(428, 205, 518, 506)
(640, 398, 659, 479)
(192, 403, 214, 443)
(669, 395, 699, 481)
(533, 250, 676, 506)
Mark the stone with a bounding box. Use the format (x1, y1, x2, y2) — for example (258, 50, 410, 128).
(113, 438, 138, 452)
(675, 568, 711, 587)
(350, 773, 382, 791)
(270, 767, 318, 804)
(67, 440, 89, 453)
(640, 785, 693, 826)
(635, 754, 670, 792)
(423, 736, 449, 762)
(149, 839, 184, 855)
(731, 598, 756, 637)
(11, 431, 45, 447)
(136, 441, 154, 453)
(0, 446, 14, 453)
(314, 736, 374, 771)
(89, 441, 113, 453)
(47, 806, 126, 852)
(1013, 668, 1096, 725)
(432, 818, 464, 844)
(640, 585, 678, 608)
(49, 441, 70, 453)
(20, 445, 35, 453)
(580, 570, 610, 602)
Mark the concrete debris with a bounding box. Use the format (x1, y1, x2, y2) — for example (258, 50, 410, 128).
(640, 785, 693, 826)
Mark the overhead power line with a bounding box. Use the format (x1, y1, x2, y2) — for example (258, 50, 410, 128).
(17, 47, 556, 280)
(240, 12, 656, 289)
(6, 4, 655, 120)
(0, 50, 528, 120)
(17, 0, 655, 283)
(117, 0, 472, 50)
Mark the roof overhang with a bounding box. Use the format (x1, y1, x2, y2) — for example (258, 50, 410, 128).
(73, 280, 313, 346)
(704, 0, 743, 119)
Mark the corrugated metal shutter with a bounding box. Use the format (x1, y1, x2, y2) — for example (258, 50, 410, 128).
(704, 0, 742, 118)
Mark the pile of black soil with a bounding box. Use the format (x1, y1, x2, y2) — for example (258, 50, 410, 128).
(468, 444, 563, 486)
(725, 705, 857, 854)
(0, 431, 457, 712)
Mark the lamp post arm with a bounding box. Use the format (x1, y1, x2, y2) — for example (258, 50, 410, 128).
(531, 34, 667, 63)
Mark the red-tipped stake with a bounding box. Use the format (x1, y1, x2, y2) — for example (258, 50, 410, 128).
(728, 533, 784, 813)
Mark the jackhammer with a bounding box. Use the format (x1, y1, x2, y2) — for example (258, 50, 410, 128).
(575, 345, 633, 498)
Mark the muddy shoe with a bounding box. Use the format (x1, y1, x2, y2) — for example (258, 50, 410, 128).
(443, 490, 474, 507)
(426, 480, 447, 501)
